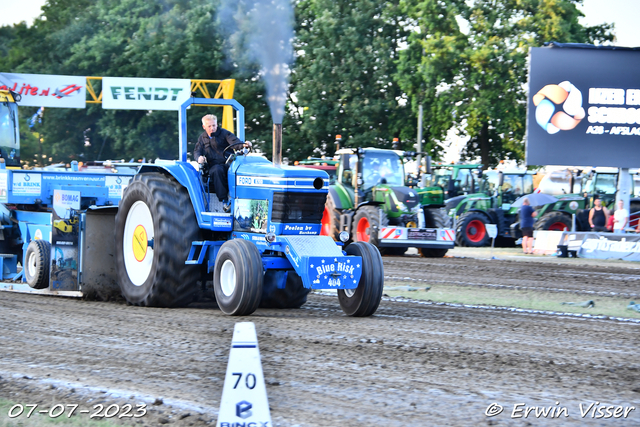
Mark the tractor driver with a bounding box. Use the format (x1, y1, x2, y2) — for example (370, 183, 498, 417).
(195, 114, 251, 208)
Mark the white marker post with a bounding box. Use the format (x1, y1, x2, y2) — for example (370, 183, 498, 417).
(486, 224, 498, 260)
(217, 322, 272, 427)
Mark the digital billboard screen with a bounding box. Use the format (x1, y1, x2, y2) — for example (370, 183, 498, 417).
(526, 46, 640, 168)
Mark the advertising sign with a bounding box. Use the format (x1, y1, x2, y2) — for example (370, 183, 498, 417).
(105, 175, 132, 199)
(233, 199, 268, 233)
(102, 77, 191, 110)
(12, 172, 42, 196)
(560, 231, 640, 261)
(0, 72, 86, 108)
(51, 190, 81, 291)
(526, 46, 640, 168)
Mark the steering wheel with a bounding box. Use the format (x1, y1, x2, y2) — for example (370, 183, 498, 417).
(223, 142, 251, 156)
(223, 142, 252, 165)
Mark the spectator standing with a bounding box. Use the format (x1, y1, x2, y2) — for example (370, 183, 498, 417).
(589, 198, 609, 232)
(519, 198, 537, 254)
(613, 200, 629, 234)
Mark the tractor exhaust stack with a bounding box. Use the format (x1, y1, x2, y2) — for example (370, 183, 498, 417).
(273, 123, 282, 167)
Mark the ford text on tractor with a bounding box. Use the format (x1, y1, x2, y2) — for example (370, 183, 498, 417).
(321, 147, 455, 257)
(0, 92, 384, 317)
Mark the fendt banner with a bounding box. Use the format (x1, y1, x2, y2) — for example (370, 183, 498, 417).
(102, 77, 191, 111)
(526, 46, 640, 168)
(0, 73, 86, 108)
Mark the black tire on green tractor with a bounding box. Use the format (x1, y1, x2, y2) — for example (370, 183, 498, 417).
(351, 206, 388, 247)
(534, 211, 571, 232)
(24, 240, 50, 289)
(424, 207, 453, 229)
(420, 207, 451, 257)
(456, 212, 491, 247)
(213, 239, 264, 316)
(321, 193, 342, 241)
(419, 248, 448, 258)
(380, 247, 407, 256)
(338, 242, 384, 317)
(115, 172, 202, 307)
(260, 270, 310, 309)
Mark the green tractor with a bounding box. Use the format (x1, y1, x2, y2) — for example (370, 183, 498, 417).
(523, 168, 640, 234)
(422, 162, 485, 217)
(445, 169, 536, 246)
(321, 147, 455, 257)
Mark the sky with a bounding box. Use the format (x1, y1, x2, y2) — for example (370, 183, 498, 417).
(1, 0, 640, 47)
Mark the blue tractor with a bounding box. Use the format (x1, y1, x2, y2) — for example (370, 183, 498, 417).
(113, 98, 384, 316)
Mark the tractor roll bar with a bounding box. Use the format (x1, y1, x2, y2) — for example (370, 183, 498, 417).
(179, 97, 245, 163)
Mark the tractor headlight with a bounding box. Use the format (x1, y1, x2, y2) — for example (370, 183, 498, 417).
(339, 231, 350, 243)
(265, 232, 276, 243)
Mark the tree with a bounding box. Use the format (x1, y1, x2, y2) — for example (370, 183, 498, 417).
(1, 0, 273, 163)
(288, 0, 414, 160)
(397, 0, 614, 168)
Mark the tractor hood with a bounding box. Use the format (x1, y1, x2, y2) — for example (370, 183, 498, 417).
(446, 194, 467, 212)
(231, 155, 330, 193)
(390, 186, 420, 209)
(229, 155, 330, 210)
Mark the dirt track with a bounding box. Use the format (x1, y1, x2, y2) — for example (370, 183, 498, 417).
(1, 253, 639, 426)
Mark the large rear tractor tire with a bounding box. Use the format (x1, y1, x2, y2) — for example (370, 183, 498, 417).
(115, 173, 202, 307)
(535, 211, 571, 232)
(424, 207, 452, 229)
(338, 242, 384, 317)
(321, 193, 342, 241)
(214, 239, 263, 316)
(24, 240, 50, 289)
(456, 212, 491, 247)
(260, 270, 309, 309)
(352, 206, 387, 247)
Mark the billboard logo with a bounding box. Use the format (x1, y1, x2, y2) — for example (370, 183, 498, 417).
(54, 84, 82, 99)
(533, 81, 585, 134)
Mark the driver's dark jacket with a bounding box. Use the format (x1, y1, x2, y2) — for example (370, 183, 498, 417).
(194, 127, 241, 165)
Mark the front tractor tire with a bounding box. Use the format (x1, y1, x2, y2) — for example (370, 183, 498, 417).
(214, 239, 264, 316)
(456, 212, 491, 247)
(24, 240, 51, 289)
(115, 173, 202, 307)
(338, 242, 384, 317)
(352, 206, 388, 247)
(535, 211, 571, 232)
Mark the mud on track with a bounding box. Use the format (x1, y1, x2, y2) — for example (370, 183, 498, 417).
(1, 253, 639, 426)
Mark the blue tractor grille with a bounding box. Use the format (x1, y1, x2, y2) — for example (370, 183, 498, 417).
(272, 192, 326, 224)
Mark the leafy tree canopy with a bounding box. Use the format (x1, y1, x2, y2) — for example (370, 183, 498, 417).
(1, 0, 272, 165)
(397, 0, 614, 168)
(288, 0, 415, 160)
(0, 0, 615, 168)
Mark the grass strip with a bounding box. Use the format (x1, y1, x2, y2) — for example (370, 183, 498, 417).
(383, 281, 640, 319)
